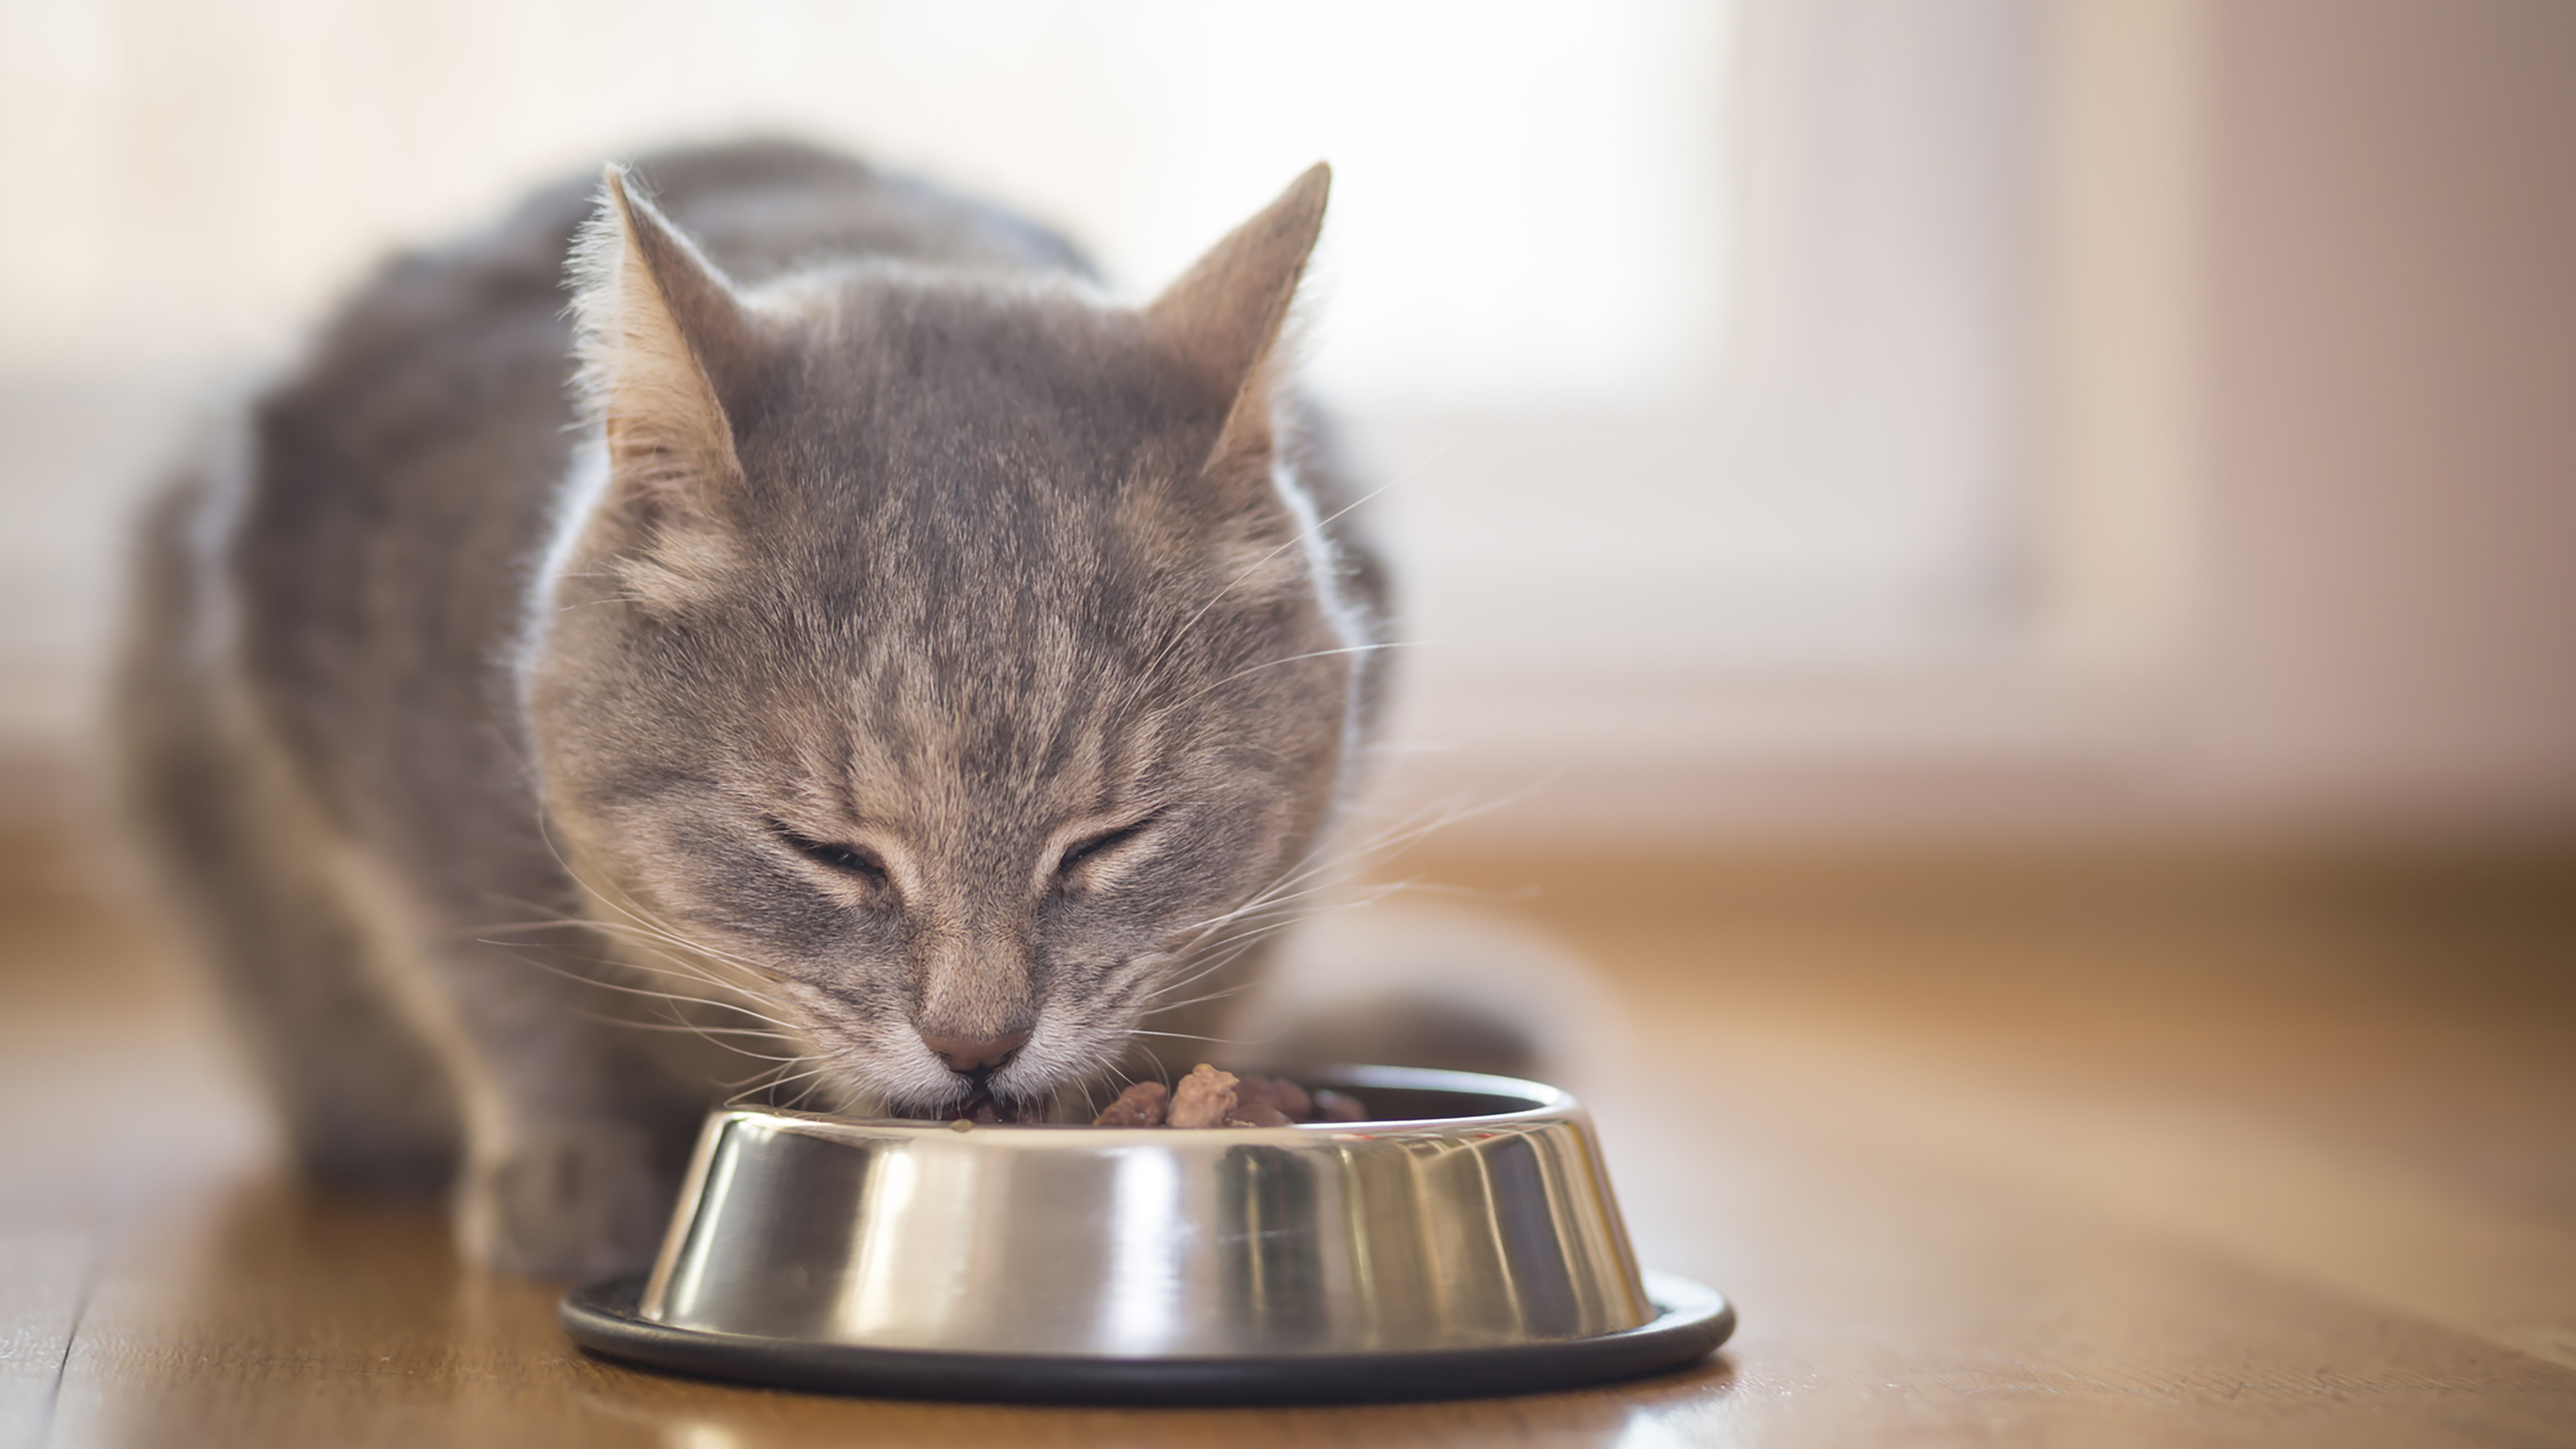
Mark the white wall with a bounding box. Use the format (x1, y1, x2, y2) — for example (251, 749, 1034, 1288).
(1365, 0, 2576, 844)
(2174, 0, 2576, 831)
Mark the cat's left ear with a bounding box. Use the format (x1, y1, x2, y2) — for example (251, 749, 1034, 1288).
(570, 165, 765, 526)
(1149, 163, 1330, 478)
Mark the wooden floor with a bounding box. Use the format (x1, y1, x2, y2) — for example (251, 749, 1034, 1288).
(4, 819, 2575, 1447)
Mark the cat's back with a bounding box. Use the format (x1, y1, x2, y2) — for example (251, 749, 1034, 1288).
(215, 141, 1097, 873)
(243, 139, 1098, 631)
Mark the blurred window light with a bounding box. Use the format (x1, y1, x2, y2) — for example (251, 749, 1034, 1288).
(0, 0, 2046, 762)
(0, 0, 1734, 412)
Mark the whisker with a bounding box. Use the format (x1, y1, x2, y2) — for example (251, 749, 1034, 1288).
(720, 1056, 810, 1099)
(1121, 471, 1412, 705)
(1139, 983, 1261, 1018)
(525, 814, 792, 983)
(1174, 639, 1427, 708)
(519, 952, 803, 1034)
(469, 937, 803, 1031)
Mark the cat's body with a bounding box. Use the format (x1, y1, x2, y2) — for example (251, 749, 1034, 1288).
(118, 141, 1390, 1274)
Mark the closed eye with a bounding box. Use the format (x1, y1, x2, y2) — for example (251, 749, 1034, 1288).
(1055, 818, 1155, 881)
(772, 822, 892, 890)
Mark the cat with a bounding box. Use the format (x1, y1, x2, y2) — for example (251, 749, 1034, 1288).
(116, 140, 1393, 1276)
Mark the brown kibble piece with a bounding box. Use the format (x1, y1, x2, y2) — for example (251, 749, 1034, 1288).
(1311, 1089, 1368, 1123)
(933, 1071, 1364, 1130)
(1093, 1081, 1170, 1126)
(1166, 1063, 1239, 1129)
(1231, 1075, 1313, 1122)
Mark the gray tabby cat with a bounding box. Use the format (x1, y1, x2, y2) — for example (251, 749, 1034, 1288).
(117, 141, 1390, 1275)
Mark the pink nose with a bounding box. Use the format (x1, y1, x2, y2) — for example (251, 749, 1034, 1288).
(919, 1030, 1032, 1075)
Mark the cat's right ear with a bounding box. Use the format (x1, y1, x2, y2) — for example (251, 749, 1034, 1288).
(569, 166, 763, 528)
(1148, 163, 1331, 481)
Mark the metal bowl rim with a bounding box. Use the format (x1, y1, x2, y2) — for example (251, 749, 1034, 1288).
(726, 1063, 1579, 1143)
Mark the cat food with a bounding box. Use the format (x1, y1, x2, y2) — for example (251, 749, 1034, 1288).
(1092, 1064, 1368, 1128)
(1165, 1063, 1239, 1127)
(1091, 1080, 1170, 1126)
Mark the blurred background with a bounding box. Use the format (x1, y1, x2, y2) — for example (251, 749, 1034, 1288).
(2, 6, 2574, 1438)
(2, 0, 2573, 848)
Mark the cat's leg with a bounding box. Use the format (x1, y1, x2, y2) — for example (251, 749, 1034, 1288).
(116, 476, 463, 1193)
(417, 936, 726, 1277)
(122, 614, 681, 1269)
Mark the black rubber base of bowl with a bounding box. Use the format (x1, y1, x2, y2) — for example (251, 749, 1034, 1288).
(560, 1269, 1734, 1406)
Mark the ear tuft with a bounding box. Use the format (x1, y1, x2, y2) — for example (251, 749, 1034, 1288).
(1149, 163, 1331, 476)
(568, 166, 758, 519)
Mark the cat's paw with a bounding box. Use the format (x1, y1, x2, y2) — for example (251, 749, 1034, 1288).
(453, 1122, 677, 1278)
(282, 1084, 462, 1197)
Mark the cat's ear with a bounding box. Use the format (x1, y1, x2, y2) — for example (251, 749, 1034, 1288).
(570, 165, 762, 522)
(1149, 163, 1330, 477)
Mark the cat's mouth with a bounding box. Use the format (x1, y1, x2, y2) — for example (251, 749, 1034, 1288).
(791, 1000, 1126, 1125)
(945, 1083, 1054, 1124)
(848, 1049, 1069, 1125)
(860, 1072, 1056, 1125)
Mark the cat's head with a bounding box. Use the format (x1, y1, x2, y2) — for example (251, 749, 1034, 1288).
(521, 162, 1373, 1117)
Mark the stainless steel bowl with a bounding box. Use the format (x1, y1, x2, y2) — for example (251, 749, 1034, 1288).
(565, 1066, 1732, 1402)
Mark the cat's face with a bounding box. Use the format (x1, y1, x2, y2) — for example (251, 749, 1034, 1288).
(523, 167, 1364, 1115)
